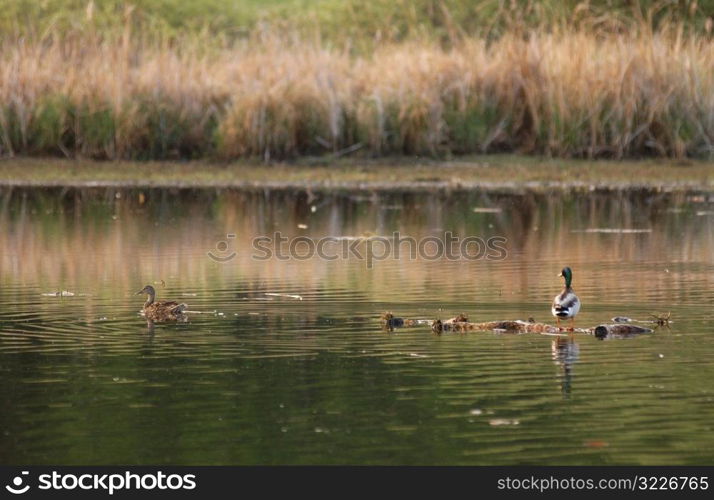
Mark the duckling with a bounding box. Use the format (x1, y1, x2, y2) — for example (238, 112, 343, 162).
(551, 267, 581, 330)
(380, 312, 404, 329)
(135, 285, 187, 322)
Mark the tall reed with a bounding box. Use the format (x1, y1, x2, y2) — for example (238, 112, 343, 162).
(0, 21, 712, 160)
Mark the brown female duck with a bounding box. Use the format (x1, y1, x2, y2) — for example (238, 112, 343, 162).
(135, 285, 187, 322)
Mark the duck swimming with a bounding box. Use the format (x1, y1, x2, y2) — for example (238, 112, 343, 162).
(551, 267, 581, 329)
(135, 285, 187, 322)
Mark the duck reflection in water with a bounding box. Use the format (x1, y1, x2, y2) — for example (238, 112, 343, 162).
(551, 337, 580, 398)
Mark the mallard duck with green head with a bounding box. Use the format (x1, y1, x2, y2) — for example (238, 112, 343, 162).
(551, 267, 581, 329)
(136, 285, 187, 322)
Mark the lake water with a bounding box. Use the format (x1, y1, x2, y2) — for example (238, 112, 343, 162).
(0, 186, 713, 465)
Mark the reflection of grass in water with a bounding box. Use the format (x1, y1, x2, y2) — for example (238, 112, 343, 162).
(0, 188, 712, 310)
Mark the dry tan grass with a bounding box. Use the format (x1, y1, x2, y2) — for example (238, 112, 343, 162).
(0, 22, 712, 160)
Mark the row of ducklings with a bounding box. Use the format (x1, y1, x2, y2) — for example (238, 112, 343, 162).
(133, 266, 580, 324)
(428, 316, 653, 337)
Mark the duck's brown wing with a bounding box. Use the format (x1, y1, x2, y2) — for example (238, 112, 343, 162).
(155, 301, 187, 313)
(144, 301, 188, 321)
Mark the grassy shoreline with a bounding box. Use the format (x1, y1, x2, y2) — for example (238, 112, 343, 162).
(2, 156, 713, 192)
(2, 14, 713, 162)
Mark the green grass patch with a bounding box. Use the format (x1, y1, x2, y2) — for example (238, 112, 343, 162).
(2, 1, 713, 44)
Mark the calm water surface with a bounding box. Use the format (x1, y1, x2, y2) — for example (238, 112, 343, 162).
(0, 186, 713, 465)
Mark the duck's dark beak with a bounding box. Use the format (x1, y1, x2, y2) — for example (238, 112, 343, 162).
(135, 290, 145, 295)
